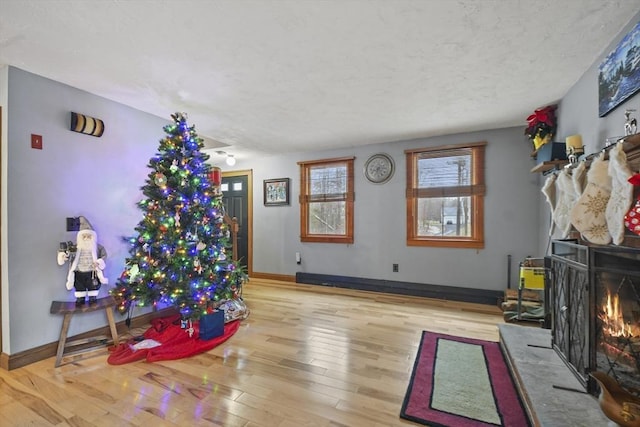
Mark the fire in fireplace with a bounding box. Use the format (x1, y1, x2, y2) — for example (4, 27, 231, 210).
(550, 242, 640, 396)
(599, 289, 638, 338)
(595, 269, 640, 394)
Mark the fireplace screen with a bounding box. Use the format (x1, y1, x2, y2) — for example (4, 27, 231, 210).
(550, 241, 590, 389)
(593, 249, 640, 394)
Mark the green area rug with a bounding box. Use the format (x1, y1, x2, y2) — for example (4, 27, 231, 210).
(400, 331, 530, 426)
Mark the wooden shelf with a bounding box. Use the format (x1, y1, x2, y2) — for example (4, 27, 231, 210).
(620, 132, 640, 146)
(530, 133, 640, 174)
(530, 160, 568, 173)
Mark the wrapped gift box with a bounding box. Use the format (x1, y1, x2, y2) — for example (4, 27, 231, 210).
(199, 310, 224, 340)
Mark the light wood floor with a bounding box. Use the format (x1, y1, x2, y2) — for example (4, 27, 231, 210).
(0, 279, 505, 427)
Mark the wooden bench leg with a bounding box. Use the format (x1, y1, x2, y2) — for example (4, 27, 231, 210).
(105, 307, 119, 346)
(55, 313, 73, 368)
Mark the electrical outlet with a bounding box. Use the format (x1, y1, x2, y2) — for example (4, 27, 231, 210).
(393, 263, 399, 272)
(296, 252, 301, 264)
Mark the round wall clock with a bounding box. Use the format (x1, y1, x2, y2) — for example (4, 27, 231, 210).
(364, 153, 395, 184)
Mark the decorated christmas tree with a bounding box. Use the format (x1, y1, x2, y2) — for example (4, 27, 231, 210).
(112, 112, 246, 321)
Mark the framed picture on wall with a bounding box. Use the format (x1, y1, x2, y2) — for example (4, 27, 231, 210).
(598, 21, 640, 117)
(264, 178, 290, 206)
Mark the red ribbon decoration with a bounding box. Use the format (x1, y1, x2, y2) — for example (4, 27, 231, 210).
(628, 173, 640, 186)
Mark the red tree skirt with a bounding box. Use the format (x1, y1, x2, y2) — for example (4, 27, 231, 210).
(108, 314, 241, 365)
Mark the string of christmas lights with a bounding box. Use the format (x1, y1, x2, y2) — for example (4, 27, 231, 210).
(111, 113, 247, 320)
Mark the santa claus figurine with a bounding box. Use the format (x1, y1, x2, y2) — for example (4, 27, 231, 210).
(57, 216, 109, 305)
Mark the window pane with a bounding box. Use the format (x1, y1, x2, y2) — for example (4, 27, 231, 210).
(309, 201, 346, 234)
(416, 196, 472, 237)
(310, 165, 347, 195)
(417, 154, 471, 188)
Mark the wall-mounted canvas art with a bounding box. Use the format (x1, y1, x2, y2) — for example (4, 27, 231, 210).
(599, 21, 640, 117)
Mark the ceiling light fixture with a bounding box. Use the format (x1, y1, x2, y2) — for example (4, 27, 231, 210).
(214, 150, 236, 166)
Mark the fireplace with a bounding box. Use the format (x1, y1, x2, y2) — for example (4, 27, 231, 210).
(550, 240, 640, 395)
(592, 248, 640, 394)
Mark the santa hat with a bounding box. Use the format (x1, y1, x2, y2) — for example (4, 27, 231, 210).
(78, 216, 94, 231)
(77, 216, 97, 241)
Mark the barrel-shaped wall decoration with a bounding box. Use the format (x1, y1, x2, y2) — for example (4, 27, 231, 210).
(70, 112, 104, 137)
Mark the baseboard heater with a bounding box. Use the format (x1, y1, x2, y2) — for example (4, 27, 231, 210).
(295, 272, 502, 306)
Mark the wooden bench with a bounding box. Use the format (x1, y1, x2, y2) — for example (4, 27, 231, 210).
(50, 296, 120, 367)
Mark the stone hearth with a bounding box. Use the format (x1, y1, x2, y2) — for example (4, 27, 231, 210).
(499, 324, 608, 426)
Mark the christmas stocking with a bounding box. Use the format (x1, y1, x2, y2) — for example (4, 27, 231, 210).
(553, 169, 578, 238)
(624, 173, 640, 236)
(570, 153, 612, 244)
(541, 173, 557, 236)
(605, 142, 633, 245)
(624, 197, 640, 235)
(572, 161, 587, 199)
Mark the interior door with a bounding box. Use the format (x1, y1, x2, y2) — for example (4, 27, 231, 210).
(221, 170, 252, 275)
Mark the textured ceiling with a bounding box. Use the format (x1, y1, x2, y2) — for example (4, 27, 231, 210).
(1, 1, 639, 161)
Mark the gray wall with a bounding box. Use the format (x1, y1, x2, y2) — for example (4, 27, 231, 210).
(2, 66, 541, 356)
(3, 14, 639, 356)
(4, 67, 165, 354)
(543, 14, 640, 253)
(235, 126, 541, 291)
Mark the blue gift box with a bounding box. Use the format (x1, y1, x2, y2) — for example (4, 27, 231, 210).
(199, 310, 224, 340)
(536, 142, 567, 162)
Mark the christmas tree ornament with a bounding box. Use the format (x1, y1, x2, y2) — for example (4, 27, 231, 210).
(129, 264, 140, 281)
(112, 113, 247, 320)
(605, 142, 634, 245)
(570, 153, 612, 244)
(154, 172, 167, 186)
